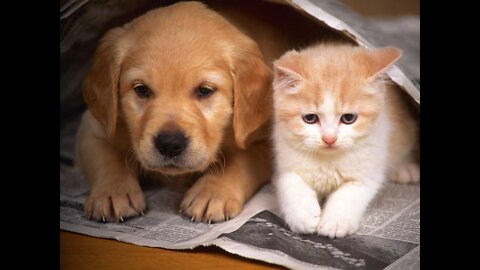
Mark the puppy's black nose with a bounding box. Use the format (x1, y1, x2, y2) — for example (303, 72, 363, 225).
(154, 132, 188, 158)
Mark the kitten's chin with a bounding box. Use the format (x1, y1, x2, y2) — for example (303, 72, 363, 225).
(320, 145, 341, 153)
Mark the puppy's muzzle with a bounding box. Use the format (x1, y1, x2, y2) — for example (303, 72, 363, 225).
(154, 132, 188, 158)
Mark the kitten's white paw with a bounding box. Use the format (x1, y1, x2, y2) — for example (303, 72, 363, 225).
(317, 212, 359, 238)
(283, 197, 321, 234)
(389, 162, 420, 183)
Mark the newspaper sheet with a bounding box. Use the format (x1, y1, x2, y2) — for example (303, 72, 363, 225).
(213, 183, 419, 270)
(61, 162, 419, 270)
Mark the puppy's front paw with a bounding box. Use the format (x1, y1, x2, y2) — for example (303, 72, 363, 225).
(389, 162, 420, 184)
(84, 180, 146, 222)
(317, 211, 359, 238)
(283, 197, 321, 234)
(179, 176, 242, 223)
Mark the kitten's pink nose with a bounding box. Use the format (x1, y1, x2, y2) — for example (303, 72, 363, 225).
(322, 136, 337, 145)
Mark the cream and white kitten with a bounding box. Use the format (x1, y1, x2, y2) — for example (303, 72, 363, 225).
(271, 43, 419, 238)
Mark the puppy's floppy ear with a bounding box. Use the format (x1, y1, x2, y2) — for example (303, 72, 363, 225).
(83, 27, 126, 141)
(231, 40, 273, 149)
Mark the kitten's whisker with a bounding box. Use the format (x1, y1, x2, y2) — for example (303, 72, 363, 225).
(296, 142, 313, 157)
(297, 141, 318, 158)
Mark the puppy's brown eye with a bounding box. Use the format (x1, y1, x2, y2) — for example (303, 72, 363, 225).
(196, 86, 215, 99)
(340, 113, 358, 124)
(302, 113, 318, 124)
(134, 84, 151, 98)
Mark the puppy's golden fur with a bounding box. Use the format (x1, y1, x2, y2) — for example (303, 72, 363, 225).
(76, 1, 273, 222)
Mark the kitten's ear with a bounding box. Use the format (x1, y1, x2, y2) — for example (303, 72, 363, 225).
(273, 50, 304, 93)
(367, 47, 402, 80)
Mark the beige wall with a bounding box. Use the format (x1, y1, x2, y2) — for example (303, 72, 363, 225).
(339, 0, 419, 17)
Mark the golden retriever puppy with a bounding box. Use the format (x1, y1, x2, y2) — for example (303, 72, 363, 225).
(75, 1, 273, 223)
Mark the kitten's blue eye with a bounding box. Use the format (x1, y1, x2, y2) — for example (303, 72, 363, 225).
(340, 113, 358, 124)
(302, 113, 318, 124)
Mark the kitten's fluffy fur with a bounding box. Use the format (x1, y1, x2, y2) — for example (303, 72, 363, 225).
(271, 43, 419, 238)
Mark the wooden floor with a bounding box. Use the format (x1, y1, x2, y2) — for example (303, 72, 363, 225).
(60, 1, 419, 269)
(60, 231, 284, 270)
